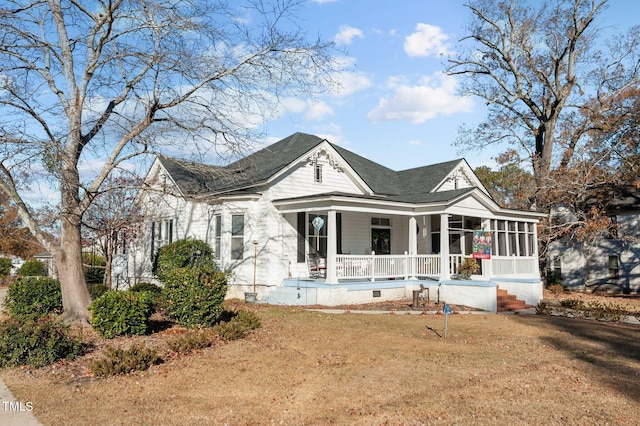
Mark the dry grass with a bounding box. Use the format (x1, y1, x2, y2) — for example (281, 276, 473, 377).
(2, 296, 640, 425)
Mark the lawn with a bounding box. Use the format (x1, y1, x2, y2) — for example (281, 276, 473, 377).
(2, 297, 640, 425)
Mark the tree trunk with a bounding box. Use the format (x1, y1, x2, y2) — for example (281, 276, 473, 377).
(55, 218, 92, 325)
(57, 147, 93, 326)
(104, 253, 113, 289)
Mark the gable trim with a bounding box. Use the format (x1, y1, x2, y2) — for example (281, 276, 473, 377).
(267, 140, 374, 195)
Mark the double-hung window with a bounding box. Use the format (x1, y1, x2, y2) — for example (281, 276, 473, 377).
(151, 219, 173, 258)
(214, 214, 222, 259)
(231, 214, 245, 260)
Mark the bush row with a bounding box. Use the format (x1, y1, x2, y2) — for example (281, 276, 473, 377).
(0, 239, 259, 371)
(536, 298, 638, 322)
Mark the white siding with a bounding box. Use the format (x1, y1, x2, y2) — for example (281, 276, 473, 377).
(617, 212, 640, 238)
(269, 159, 363, 200)
(341, 212, 371, 255)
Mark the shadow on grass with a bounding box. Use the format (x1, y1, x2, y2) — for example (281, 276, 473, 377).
(514, 315, 640, 402)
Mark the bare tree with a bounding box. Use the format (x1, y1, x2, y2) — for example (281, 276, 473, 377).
(0, 0, 337, 324)
(448, 0, 640, 207)
(83, 175, 143, 289)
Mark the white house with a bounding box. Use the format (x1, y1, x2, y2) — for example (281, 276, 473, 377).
(127, 133, 546, 311)
(547, 186, 640, 294)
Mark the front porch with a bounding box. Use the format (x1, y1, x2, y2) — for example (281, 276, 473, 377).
(271, 192, 545, 311)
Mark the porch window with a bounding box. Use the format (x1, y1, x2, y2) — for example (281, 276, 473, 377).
(309, 214, 328, 257)
(492, 220, 534, 256)
(151, 219, 173, 258)
(430, 215, 441, 253)
(231, 214, 244, 260)
(214, 214, 222, 258)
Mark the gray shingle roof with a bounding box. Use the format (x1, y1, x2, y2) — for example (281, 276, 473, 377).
(157, 132, 466, 202)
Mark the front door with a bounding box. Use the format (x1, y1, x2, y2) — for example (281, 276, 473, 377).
(372, 228, 391, 255)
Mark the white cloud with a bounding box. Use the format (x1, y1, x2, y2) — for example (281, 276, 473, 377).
(305, 101, 334, 121)
(331, 71, 373, 96)
(272, 97, 333, 121)
(408, 140, 423, 146)
(404, 23, 451, 57)
(367, 72, 474, 124)
(334, 25, 364, 45)
(278, 97, 307, 115)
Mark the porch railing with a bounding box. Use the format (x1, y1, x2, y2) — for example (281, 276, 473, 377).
(336, 253, 442, 281)
(491, 256, 538, 275)
(334, 253, 538, 282)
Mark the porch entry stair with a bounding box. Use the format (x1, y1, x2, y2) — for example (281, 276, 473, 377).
(496, 287, 534, 313)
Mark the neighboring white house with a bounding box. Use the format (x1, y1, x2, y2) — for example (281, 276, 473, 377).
(127, 132, 546, 311)
(547, 186, 640, 294)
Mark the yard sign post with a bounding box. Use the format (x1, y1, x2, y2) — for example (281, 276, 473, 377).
(443, 303, 453, 338)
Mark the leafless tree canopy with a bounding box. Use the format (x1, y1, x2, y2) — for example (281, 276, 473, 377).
(0, 0, 338, 323)
(448, 0, 640, 199)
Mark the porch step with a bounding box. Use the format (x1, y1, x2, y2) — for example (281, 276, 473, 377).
(496, 288, 533, 313)
(261, 286, 318, 306)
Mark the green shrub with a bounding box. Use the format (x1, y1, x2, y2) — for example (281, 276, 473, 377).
(162, 264, 228, 328)
(89, 344, 160, 377)
(4, 277, 62, 317)
(88, 283, 110, 300)
(0, 315, 84, 368)
(213, 309, 261, 341)
(154, 239, 214, 282)
(233, 309, 261, 330)
(18, 259, 46, 277)
(0, 258, 12, 277)
(214, 320, 247, 341)
(89, 291, 155, 339)
(128, 282, 163, 309)
(166, 331, 213, 354)
(129, 282, 163, 296)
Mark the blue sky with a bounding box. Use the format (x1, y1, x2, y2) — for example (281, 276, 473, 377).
(262, 0, 640, 171)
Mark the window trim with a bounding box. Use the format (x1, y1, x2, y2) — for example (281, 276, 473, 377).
(231, 214, 245, 260)
(151, 219, 173, 259)
(214, 214, 222, 259)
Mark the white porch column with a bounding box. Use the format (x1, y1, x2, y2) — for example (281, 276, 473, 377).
(440, 213, 450, 280)
(326, 210, 338, 284)
(408, 216, 417, 255)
